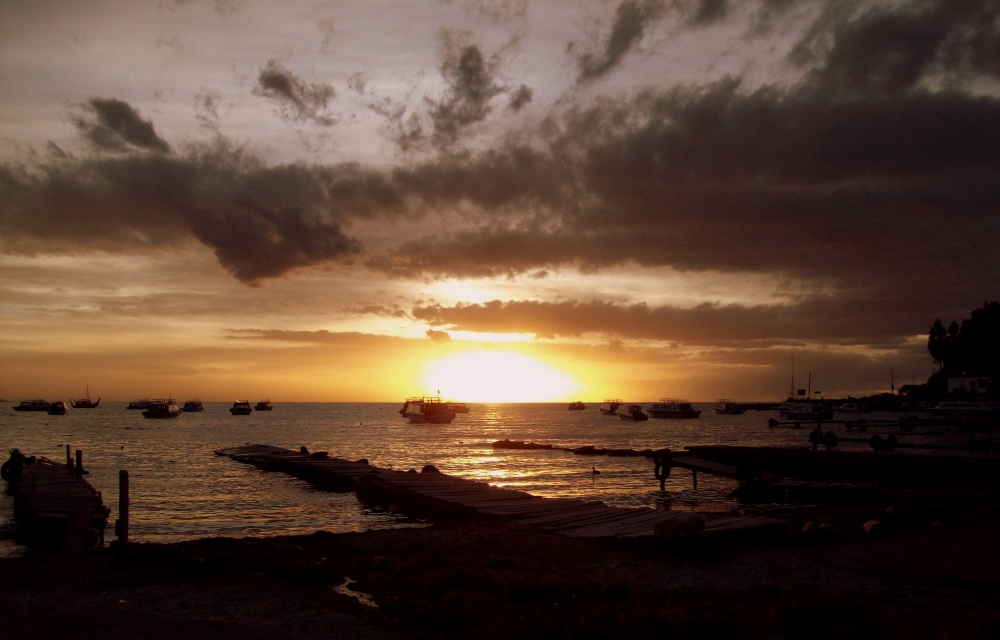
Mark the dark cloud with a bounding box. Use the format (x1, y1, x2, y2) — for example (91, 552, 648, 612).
(70, 98, 171, 153)
(227, 329, 411, 346)
(690, 0, 729, 26)
(253, 60, 337, 126)
(576, 0, 665, 82)
(507, 84, 533, 111)
(426, 329, 452, 342)
(429, 42, 505, 145)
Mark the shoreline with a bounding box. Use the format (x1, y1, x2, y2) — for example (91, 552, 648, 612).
(3, 507, 999, 638)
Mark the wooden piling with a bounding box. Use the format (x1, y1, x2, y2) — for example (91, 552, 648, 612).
(75, 449, 83, 479)
(116, 470, 129, 544)
(65, 444, 71, 470)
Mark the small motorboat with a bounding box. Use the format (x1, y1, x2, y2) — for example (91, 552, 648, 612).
(836, 403, 865, 414)
(70, 385, 100, 408)
(713, 399, 745, 415)
(617, 404, 648, 421)
(142, 399, 181, 419)
(181, 399, 205, 412)
(599, 399, 623, 415)
(47, 400, 68, 415)
(568, 401, 586, 410)
(255, 399, 273, 411)
(12, 399, 52, 412)
(647, 399, 701, 419)
(127, 398, 151, 410)
(230, 400, 253, 415)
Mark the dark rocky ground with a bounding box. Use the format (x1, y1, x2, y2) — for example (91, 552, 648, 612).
(3, 508, 999, 639)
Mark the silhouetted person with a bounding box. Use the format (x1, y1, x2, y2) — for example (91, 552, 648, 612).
(1, 448, 26, 494)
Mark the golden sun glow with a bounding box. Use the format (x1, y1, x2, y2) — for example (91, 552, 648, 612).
(422, 349, 582, 402)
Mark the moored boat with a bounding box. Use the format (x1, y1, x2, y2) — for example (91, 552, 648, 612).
(926, 402, 1000, 420)
(230, 400, 253, 415)
(47, 400, 68, 415)
(835, 403, 864, 414)
(599, 399, 623, 415)
(12, 399, 52, 412)
(617, 404, 648, 421)
(142, 399, 181, 419)
(778, 401, 834, 421)
(400, 397, 455, 424)
(647, 399, 701, 419)
(127, 398, 151, 410)
(568, 401, 586, 410)
(255, 399, 273, 411)
(70, 385, 100, 408)
(181, 399, 205, 412)
(713, 399, 745, 415)
(448, 402, 470, 413)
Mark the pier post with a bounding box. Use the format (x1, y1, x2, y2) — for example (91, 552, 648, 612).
(75, 450, 83, 479)
(116, 470, 129, 544)
(692, 469, 698, 490)
(66, 444, 71, 470)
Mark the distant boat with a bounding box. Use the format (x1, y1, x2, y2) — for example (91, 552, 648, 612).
(835, 403, 864, 414)
(70, 385, 100, 409)
(599, 399, 623, 415)
(713, 399, 745, 415)
(230, 400, 253, 415)
(617, 404, 648, 421)
(127, 398, 152, 410)
(254, 400, 273, 411)
(448, 402, 470, 413)
(568, 401, 586, 410)
(47, 400, 68, 415)
(181, 399, 205, 412)
(778, 401, 833, 421)
(142, 399, 181, 419)
(927, 402, 1000, 420)
(399, 396, 455, 424)
(647, 399, 701, 419)
(12, 399, 51, 412)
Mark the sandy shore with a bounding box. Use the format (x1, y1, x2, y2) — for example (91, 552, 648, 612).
(3, 508, 999, 639)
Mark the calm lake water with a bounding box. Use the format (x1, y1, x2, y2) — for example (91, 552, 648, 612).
(1, 402, 858, 555)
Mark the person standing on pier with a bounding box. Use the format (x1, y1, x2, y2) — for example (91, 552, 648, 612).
(1, 449, 26, 494)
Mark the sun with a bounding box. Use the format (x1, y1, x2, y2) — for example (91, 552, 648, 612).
(421, 349, 582, 402)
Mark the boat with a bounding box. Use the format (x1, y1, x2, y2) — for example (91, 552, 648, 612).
(142, 399, 181, 419)
(400, 397, 455, 424)
(47, 400, 68, 415)
(568, 401, 586, 410)
(926, 402, 1000, 420)
(127, 398, 152, 410)
(617, 404, 648, 421)
(12, 399, 52, 412)
(254, 399, 273, 411)
(230, 400, 253, 415)
(647, 399, 701, 419)
(835, 403, 865, 414)
(599, 399, 623, 415)
(448, 402, 470, 413)
(778, 401, 834, 421)
(70, 385, 100, 408)
(713, 399, 745, 415)
(181, 399, 205, 412)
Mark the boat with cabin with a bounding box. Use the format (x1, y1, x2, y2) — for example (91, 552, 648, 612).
(230, 400, 253, 415)
(181, 399, 205, 412)
(713, 399, 745, 415)
(47, 400, 68, 415)
(836, 403, 865, 414)
(12, 399, 52, 412)
(254, 399, 273, 411)
(448, 402, 469, 413)
(647, 399, 701, 419)
(568, 401, 585, 410)
(399, 396, 456, 424)
(142, 399, 181, 419)
(778, 401, 834, 421)
(617, 404, 648, 421)
(927, 402, 1000, 420)
(70, 385, 100, 408)
(599, 399, 623, 415)
(127, 398, 152, 410)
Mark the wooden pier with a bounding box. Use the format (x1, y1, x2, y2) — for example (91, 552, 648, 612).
(8, 454, 110, 552)
(215, 445, 780, 539)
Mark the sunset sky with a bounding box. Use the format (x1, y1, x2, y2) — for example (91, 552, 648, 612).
(1, 0, 998, 402)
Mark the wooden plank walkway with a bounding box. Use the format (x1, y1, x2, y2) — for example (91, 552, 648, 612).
(9, 458, 110, 551)
(216, 445, 780, 539)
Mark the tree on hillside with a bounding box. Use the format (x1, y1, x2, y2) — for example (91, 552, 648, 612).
(928, 302, 1000, 381)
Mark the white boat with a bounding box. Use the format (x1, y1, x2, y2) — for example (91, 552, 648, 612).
(647, 399, 701, 419)
(835, 403, 864, 414)
(599, 399, 623, 415)
(778, 401, 834, 421)
(926, 402, 1000, 419)
(713, 399, 745, 415)
(617, 405, 648, 421)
